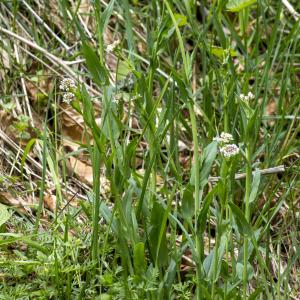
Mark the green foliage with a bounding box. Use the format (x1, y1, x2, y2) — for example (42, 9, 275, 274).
(82, 43, 109, 86)
(226, 0, 257, 12)
(0, 0, 299, 299)
(0, 204, 11, 227)
(11, 115, 31, 139)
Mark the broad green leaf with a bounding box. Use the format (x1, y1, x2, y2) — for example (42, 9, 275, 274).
(135, 152, 156, 219)
(249, 168, 261, 204)
(210, 46, 237, 58)
(116, 60, 132, 81)
(148, 201, 168, 267)
(133, 242, 146, 276)
(199, 141, 218, 188)
(80, 86, 106, 155)
(239, 98, 255, 119)
(246, 108, 258, 139)
(190, 141, 218, 187)
(124, 139, 138, 177)
(174, 13, 187, 26)
(0, 203, 11, 226)
(82, 43, 109, 86)
(21, 138, 36, 175)
(171, 69, 189, 99)
(198, 183, 219, 234)
(162, 259, 177, 289)
(204, 234, 226, 279)
(181, 184, 194, 220)
(203, 249, 214, 275)
(101, 87, 120, 140)
(99, 202, 117, 234)
(229, 202, 252, 237)
(81, 86, 96, 129)
(226, 0, 257, 12)
(236, 262, 254, 280)
(155, 186, 175, 266)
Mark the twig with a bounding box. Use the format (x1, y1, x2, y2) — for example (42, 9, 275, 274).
(208, 165, 285, 183)
(282, 0, 300, 20)
(0, 129, 87, 201)
(0, 26, 101, 96)
(22, 0, 71, 51)
(0, 26, 76, 77)
(263, 115, 300, 120)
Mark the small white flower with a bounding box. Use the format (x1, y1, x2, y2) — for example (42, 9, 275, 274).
(60, 78, 76, 92)
(221, 132, 233, 142)
(220, 144, 239, 158)
(240, 91, 254, 101)
(131, 94, 142, 101)
(213, 132, 233, 144)
(247, 91, 255, 100)
(62, 92, 75, 104)
(107, 40, 120, 53)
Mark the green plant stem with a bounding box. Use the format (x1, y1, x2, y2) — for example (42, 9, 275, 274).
(212, 204, 224, 299)
(243, 144, 251, 299)
(188, 101, 202, 299)
(148, 67, 157, 211)
(91, 144, 101, 265)
(225, 193, 229, 296)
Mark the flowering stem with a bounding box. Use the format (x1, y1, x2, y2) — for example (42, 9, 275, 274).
(212, 203, 224, 299)
(243, 144, 251, 299)
(224, 91, 229, 133)
(188, 101, 202, 299)
(148, 68, 157, 210)
(225, 176, 231, 296)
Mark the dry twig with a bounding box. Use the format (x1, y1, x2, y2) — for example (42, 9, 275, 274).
(209, 165, 285, 182)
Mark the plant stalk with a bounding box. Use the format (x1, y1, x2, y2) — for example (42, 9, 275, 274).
(243, 144, 251, 299)
(188, 101, 202, 299)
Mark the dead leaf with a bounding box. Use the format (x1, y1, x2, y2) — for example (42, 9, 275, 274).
(266, 101, 277, 115)
(68, 156, 93, 186)
(67, 156, 110, 194)
(0, 191, 33, 215)
(44, 193, 56, 212)
(60, 105, 88, 144)
(0, 110, 14, 138)
(60, 102, 101, 145)
(137, 42, 146, 55)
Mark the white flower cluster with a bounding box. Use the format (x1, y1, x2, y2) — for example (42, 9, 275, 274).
(59, 78, 76, 92)
(240, 91, 254, 101)
(213, 132, 233, 144)
(62, 92, 75, 104)
(112, 94, 121, 104)
(60, 78, 76, 104)
(131, 94, 142, 101)
(220, 144, 239, 158)
(214, 132, 239, 158)
(107, 40, 120, 53)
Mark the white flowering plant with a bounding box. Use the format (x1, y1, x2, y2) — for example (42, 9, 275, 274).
(59, 78, 78, 105)
(213, 132, 240, 160)
(213, 132, 233, 144)
(2, 2, 297, 299)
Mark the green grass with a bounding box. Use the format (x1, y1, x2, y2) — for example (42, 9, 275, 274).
(0, 0, 299, 299)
